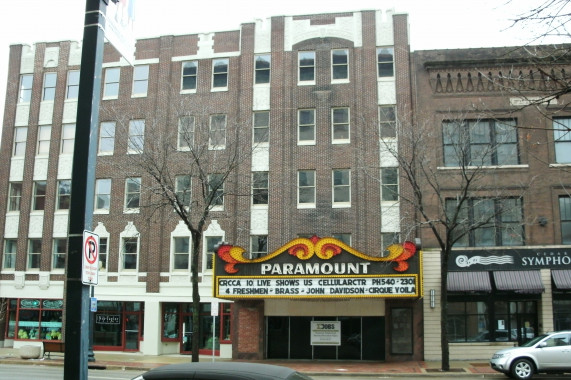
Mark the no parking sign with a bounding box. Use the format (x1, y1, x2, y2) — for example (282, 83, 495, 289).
(82, 230, 99, 285)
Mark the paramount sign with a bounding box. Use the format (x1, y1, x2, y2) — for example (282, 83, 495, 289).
(213, 236, 422, 299)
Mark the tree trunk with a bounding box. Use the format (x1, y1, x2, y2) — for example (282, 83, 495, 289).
(190, 232, 201, 362)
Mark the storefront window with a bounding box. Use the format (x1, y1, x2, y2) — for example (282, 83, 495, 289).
(11, 299, 63, 341)
(220, 303, 232, 342)
(391, 308, 413, 354)
(554, 299, 571, 330)
(163, 303, 180, 340)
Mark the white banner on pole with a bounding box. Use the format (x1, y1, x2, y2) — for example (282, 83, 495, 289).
(104, 0, 136, 65)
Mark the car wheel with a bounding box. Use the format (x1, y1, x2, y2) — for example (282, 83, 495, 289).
(510, 358, 534, 380)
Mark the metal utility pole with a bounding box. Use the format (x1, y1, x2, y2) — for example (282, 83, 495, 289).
(63, 0, 106, 379)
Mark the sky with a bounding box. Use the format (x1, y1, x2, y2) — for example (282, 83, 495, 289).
(0, 0, 560, 137)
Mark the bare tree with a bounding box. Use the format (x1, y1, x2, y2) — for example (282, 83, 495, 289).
(101, 95, 257, 361)
(362, 109, 535, 370)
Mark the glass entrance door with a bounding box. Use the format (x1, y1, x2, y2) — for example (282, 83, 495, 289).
(181, 315, 193, 353)
(124, 314, 140, 351)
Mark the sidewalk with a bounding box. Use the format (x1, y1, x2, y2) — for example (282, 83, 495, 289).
(0, 347, 501, 377)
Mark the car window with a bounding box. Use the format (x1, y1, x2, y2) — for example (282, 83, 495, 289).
(542, 333, 571, 347)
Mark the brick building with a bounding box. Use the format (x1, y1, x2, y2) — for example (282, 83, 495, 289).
(0, 10, 422, 361)
(413, 47, 571, 360)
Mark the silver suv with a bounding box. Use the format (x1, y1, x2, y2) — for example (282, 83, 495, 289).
(490, 330, 571, 379)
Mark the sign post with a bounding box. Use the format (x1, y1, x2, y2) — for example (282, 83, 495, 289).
(211, 299, 219, 362)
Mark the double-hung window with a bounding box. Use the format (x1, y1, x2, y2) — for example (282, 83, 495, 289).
(57, 180, 71, 210)
(553, 118, 571, 163)
(66, 70, 80, 99)
(175, 175, 191, 209)
(252, 172, 269, 205)
(204, 236, 222, 271)
(181, 61, 197, 91)
(254, 54, 270, 84)
(61, 123, 76, 154)
(253, 111, 269, 144)
(209, 114, 226, 149)
(443, 119, 518, 167)
(250, 235, 268, 259)
(332, 169, 351, 206)
(8, 183, 22, 212)
(95, 179, 111, 212)
(52, 238, 67, 269)
(332, 107, 350, 142)
(377, 47, 394, 77)
(331, 49, 349, 81)
(103, 67, 120, 98)
(99, 237, 108, 270)
(128, 119, 145, 153)
(379, 106, 396, 138)
(33, 181, 47, 211)
(560, 196, 571, 244)
(173, 237, 190, 270)
(13, 127, 27, 156)
(28, 239, 42, 269)
(124, 177, 141, 211)
(19, 74, 33, 103)
(121, 237, 138, 270)
(446, 198, 524, 247)
(298, 109, 315, 144)
(37, 125, 51, 155)
(132, 65, 149, 96)
(212, 59, 229, 89)
(3, 240, 16, 269)
(178, 116, 194, 150)
(98, 121, 116, 155)
(42, 72, 57, 101)
(381, 168, 398, 201)
(208, 174, 224, 208)
(298, 51, 315, 84)
(298, 170, 316, 208)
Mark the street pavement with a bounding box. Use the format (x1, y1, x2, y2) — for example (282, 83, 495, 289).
(0, 346, 502, 376)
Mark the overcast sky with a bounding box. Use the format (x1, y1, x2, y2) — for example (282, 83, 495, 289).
(0, 0, 557, 139)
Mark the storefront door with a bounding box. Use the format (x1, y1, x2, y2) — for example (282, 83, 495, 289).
(93, 301, 144, 351)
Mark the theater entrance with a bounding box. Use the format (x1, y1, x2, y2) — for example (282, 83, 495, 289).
(266, 316, 385, 360)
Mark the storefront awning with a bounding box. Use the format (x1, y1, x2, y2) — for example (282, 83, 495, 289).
(447, 271, 492, 292)
(552, 270, 571, 290)
(493, 270, 544, 294)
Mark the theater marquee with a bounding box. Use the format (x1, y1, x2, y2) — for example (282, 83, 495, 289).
(213, 236, 423, 299)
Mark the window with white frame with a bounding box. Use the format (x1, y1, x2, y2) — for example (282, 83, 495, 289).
(42, 72, 57, 101)
(252, 172, 268, 205)
(379, 106, 396, 138)
(8, 182, 22, 212)
(98, 121, 115, 155)
(298, 51, 315, 83)
(121, 237, 138, 270)
(19, 74, 33, 103)
(377, 47, 394, 77)
(178, 116, 194, 150)
(36, 125, 51, 155)
(13, 127, 27, 156)
(52, 238, 66, 269)
(99, 237, 108, 270)
(209, 114, 226, 149)
(66, 70, 80, 99)
(331, 49, 349, 81)
(208, 174, 224, 208)
(250, 235, 268, 259)
(61, 123, 76, 154)
(181, 61, 197, 91)
(253, 111, 269, 144)
(124, 177, 141, 210)
(298, 109, 315, 144)
(175, 175, 191, 209)
(381, 167, 398, 201)
(298, 170, 316, 207)
(3, 239, 16, 269)
(254, 54, 271, 84)
(560, 196, 571, 244)
(173, 236, 190, 270)
(57, 180, 71, 210)
(212, 58, 229, 89)
(33, 181, 47, 211)
(553, 118, 571, 164)
(103, 67, 120, 98)
(332, 233, 351, 246)
(128, 119, 145, 153)
(332, 169, 351, 206)
(95, 178, 111, 212)
(28, 239, 42, 269)
(132, 65, 149, 96)
(204, 236, 222, 270)
(332, 107, 350, 142)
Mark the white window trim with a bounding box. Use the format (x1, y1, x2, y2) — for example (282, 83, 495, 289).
(119, 222, 139, 272)
(177, 116, 194, 151)
(331, 107, 350, 144)
(211, 58, 229, 92)
(380, 167, 399, 204)
(131, 65, 149, 98)
(331, 49, 350, 84)
(102, 67, 120, 100)
(127, 119, 145, 154)
(180, 61, 198, 94)
(202, 220, 224, 273)
(298, 109, 316, 146)
(254, 54, 271, 86)
(94, 179, 112, 214)
(298, 51, 316, 86)
(123, 177, 141, 213)
(332, 169, 351, 208)
(297, 170, 316, 209)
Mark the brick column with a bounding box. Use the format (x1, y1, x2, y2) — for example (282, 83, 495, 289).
(232, 300, 265, 360)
